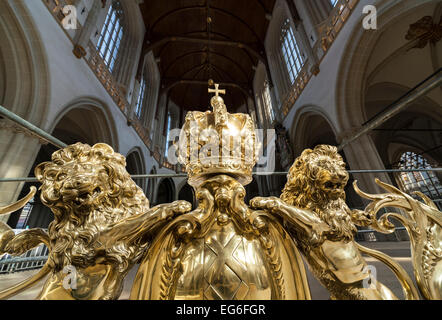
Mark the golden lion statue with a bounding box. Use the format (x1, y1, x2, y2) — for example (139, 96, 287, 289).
(0, 143, 191, 300)
(251, 145, 419, 300)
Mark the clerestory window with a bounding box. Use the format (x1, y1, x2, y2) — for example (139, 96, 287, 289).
(280, 19, 305, 85)
(96, 0, 124, 73)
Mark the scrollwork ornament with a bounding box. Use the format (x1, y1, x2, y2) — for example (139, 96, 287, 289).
(353, 179, 442, 300)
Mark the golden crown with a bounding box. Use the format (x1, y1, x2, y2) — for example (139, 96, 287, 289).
(178, 84, 261, 187)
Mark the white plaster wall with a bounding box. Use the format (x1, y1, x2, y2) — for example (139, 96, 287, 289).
(0, 0, 165, 207)
(21, 1, 150, 158)
(281, 0, 371, 133)
(279, 0, 441, 136)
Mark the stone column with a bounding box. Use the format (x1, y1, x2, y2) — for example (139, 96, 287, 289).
(293, 20, 320, 75)
(342, 134, 393, 194)
(116, 39, 139, 97)
(152, 93, 167, 148)
(294, 0, 334, 45)
(314, 0, 333, 21)
(146, 86, 160, 130)
(72, 0, 104, 59)
(293, 0, 320, 45)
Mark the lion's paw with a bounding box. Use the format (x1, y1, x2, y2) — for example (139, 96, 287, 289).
(160, 201, 192, 220)
(250, 197, 282, 212)
(171, 200, 192, 214)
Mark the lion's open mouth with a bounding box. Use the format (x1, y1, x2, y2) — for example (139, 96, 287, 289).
(73, 192, 90, 206)
(324, 181, 345, 190)
(67, 187, 102, 207)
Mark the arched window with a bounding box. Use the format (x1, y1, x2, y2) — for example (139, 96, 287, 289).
(96, 0, 124, 73)
(280, 19, 305, 84)
(396, 152, 442, 209)
(135, 76, 146, 119)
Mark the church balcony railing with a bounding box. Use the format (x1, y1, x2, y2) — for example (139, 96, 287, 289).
(0, 221, 418, 274)
(86, 42, 129, 114)
(281, 0, 359, 116)
(281, 63, 312, 116)
(0, 103, 439, 248)
(317, 0, 359, 59)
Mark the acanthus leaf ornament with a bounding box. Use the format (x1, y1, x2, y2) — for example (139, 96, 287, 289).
(353, 179, 442, 300)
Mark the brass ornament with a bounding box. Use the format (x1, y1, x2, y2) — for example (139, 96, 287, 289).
(0, 143, 191, 300)
(131, 174, 311, 300)
(250, 146, 418, 300)
(0, 84, 441, 300)
(177, 85, 260, 187)
(352, 179, 442, 300)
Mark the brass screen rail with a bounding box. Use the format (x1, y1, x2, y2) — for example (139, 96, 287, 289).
(0, 169, 441, 183)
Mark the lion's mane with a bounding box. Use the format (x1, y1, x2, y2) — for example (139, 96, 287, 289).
(35, 143, 149, 272)
(281, 145, 356, 241)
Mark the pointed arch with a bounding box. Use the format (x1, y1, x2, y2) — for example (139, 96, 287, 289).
(290, 105, 338, 155)
(335, 0, 438, 133)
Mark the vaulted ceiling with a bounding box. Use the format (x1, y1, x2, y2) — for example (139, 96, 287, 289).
(139, 0, 277, 112)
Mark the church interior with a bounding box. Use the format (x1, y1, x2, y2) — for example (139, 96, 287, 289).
(0, 0, 441, 300)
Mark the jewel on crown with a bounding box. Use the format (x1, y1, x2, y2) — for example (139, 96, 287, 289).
(178, 84, 261, 187)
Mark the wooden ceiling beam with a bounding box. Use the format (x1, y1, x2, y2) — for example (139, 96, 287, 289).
(162, 79, 251, 98)
(145, 36, 265, 64)
(156, 30, 257, 67)
(256, 0, 272, 15)
(162, 50, 250, 82)
(148, 5, 263, 44)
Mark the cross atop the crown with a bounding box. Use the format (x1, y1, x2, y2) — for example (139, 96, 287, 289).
(208, 83, 226, 97)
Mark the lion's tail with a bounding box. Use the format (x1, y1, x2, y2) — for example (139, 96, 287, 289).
(0, 262, 50, 300)
(0, 187, 36, 215)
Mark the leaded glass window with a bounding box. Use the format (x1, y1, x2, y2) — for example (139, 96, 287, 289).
(96, 0, 124, 73)
(396, 152, 442, 209)
(280, 19, 305, 84)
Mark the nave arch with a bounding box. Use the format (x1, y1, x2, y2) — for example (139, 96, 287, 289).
(154, 178, 176, 206)
(336, 0, 441, 133)
(332, 0, 441, 199)
(126, 147, 147, 193)
(289, 107, 365, 210)
(178, 182, 196, 210)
